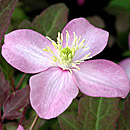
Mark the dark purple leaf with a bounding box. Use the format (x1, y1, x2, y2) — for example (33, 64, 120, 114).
(117, 95, 130, 130)
(0, 0, 18, 45)
(59, 96, 120, 130)
(4, 112, 22, 120)
(3, 86, 30, 120)
(0, 69, 9, 106)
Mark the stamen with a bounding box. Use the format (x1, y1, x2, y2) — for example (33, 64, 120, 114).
(43, 46, 54, 54)
(57, 32, 61, 44)
(43, 31, 91, 73)
(66, 30, 70, 46)
(81, 52, 91, 60)
(79, 39, 85, 48)
(46, 36, 54, 43)
(61, 33, 63, 43)
(71, 63, 80, 70)
(76, 36, 81, 45)
(71, 69, 78, 71)
(72, 32, 78, 46)
(84, 47, 90, 51)
(52, 41, 57, 49)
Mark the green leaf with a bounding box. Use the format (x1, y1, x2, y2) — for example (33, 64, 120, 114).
(115, 13, 129, 33)
(22, 116, 46, 130)
(18, 20, 32, 29)
(123, 50, 130, 57)
(0, 0, 18, 45)
(0, 49, 14, 83)
(63, 99, 78, 117)
(14, 73, 30, 89)
(117, 30, 129, 50)
(104, 0, 130, 15)
(4, 122, 18, 130)
(19, 3, 68, 40)
(117, 95, 130, 130)
(109, 0, 130, 11)
(20, 0, 49, 12)
(39, 118, 61, 130)
(0, 50, 14, 84)
(59, 96, 120, 130)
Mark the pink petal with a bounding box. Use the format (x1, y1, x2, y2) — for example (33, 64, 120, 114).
(62, 18, 109, 60)
(119, 58, 130, 80)
(2, 29, 57, 73)
(17, 125, 24, 130)
(73, 60, 130, 98)
(30, 67, 79, 119)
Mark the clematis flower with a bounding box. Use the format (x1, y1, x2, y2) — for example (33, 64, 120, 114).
(119, 58, 130, 80)
(2, 18, 130, 119)
(17, 125, 24, 130)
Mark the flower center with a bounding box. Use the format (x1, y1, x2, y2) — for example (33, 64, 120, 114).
(43, 30, 91, 73)
(60, 47, 72, 62)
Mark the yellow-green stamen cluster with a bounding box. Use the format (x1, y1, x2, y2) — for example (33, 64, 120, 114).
(43, 30, 91, 73)
(60, 47, 73, 63)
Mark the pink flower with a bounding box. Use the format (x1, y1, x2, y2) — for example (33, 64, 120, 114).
(17, 125, 24, 130)
(2, 18, 130, 119)
(119, 58, 130, 80)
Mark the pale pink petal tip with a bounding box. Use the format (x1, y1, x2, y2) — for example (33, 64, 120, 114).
(30, 67, 78, 119)
(2, 29, 55, 73)
(119, 58, 130, 81)
(17, 125, 24, 130)
(73, 59, 130, 98)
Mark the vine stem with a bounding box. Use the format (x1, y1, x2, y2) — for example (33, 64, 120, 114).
(29, 114, 39, 130)
(19, 106, 27, 124)
(16, 73, 26, 90)
(10, 77, 15, 92)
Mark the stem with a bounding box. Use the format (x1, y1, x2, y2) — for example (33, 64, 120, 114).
(29, 114, 39, 130)
(19, 107, 27, 124)
(9, 77, 15, 92)
(16, 73, 26, 90)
